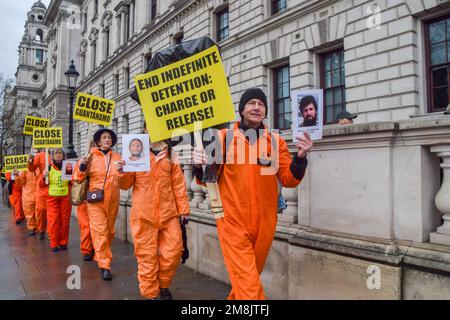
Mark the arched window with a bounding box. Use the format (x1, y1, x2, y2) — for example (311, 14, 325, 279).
(36, 29, 43, 42)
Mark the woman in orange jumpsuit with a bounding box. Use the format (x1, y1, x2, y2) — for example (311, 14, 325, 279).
(6, 171, 25, 224)
(74, 129, 121, 280)
(117, 138, 190, 300)
(15, 162, 38, 235)
(42, 148, 72, 252)
(28, 149, 51, 240)
(193, 88, 313, 300)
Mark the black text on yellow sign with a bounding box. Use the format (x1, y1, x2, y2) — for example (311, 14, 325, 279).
(23, 116, 50, 135)
(3, 155, 29, 172)
(74, 92, 115, 127)
(32, 127, 63, 149)
(134, 45, 235, 142)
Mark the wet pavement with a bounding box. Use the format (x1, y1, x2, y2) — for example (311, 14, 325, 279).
(0, 203, 230, 300)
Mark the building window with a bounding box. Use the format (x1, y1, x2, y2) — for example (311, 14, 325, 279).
(426, 15, 450, 112)
(115, 73, 120, 96)
(92, 43, 97, 70)
(273, 65, 290, 130)
(272, 0, 287, 15)
(36, 29, 43, 42)
(173, 32, 184, 45)
(35, 49, 43, 64)
(321, 49, 345, 124)
(125, 7, 130, 43)
(100, 82, 105, 98)
(112, 118, 118, 151)
(216, 8, 229, 42)
(125, 66, 130, 90)
(123, 114, 129, 133)
(151, 0, 157, 21)
(81, 55, 86, 78)
(77, 132, 81, 155)
(104, 28, 110, 59)
(144, 51, 152, 70)
(32, 99, 38, 108)
(82, 12, 87, 32)
(93, 0, 98, 19)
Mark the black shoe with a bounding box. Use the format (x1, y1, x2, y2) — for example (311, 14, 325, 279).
(100, 268, 112, 281)
(59, 245, 67, 251)
(51, 247, 59, 252)
(15, 219, 21, 225)
(83, 254, 93, 261)
(29, 230, 36, 236)
(160, 288, 173, 300)
(39, 232, 45, 240)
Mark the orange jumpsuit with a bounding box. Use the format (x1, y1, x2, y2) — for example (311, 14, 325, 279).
(76, 202, 93, 255)
(42, 164, 72, 249)
(73, 148, 121, 270)
(198, 122, 306, 300)
(118, 148, 190, 299)
(28, 151, 51, 233)
(74, 160, 94, 256)
(15, 171, 37, 231)
(6, 173, 24, 222)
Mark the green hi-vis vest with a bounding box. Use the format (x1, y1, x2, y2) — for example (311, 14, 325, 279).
(48, 166, 69, 197)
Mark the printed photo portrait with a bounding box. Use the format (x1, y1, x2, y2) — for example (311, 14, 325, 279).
(291, 89, 324, 141)
(61, 160, 77, 181)
(122, 134, 150, 172)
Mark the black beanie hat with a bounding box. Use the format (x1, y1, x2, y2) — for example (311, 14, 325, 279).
(238, 88, 268, 118)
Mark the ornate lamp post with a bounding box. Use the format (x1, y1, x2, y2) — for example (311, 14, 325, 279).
(64, 60, 79, 159)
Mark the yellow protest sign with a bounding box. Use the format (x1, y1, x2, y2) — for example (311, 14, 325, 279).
(3, 155, 29, 172)
(134, 45, 235, 142)
(32, 127, 63, 148)
(74, 92, 115, 126)
(23, 116, 50, 135)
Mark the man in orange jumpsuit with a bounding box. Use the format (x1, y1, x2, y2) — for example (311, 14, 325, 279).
(193, 88, 313, 300)
(6, 171, 25, 224)
(28, 149, 51, 240)
(74, 129, 121, 280)
(15, 168, 38, 235)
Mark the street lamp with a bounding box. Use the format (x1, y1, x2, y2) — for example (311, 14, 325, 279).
(64, 60, 79, 159)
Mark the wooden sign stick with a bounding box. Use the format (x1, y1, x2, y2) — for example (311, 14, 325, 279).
(193, 130, 224, 220)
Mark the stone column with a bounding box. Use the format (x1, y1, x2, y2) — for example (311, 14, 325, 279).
(129, 2, 135, 36)
(183, 164, 193, 200)
(116, 15, 121, 49)
(199, 185, 211, 211)
(120, 11, 126, 46)
(430, 144, 450, 245)
(190, 176, 204, 208)
(279, 187, 298, 224)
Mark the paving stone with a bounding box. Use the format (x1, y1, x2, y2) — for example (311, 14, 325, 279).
(0, 203, 230, 300)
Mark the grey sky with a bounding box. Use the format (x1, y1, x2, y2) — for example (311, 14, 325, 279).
(0, 0, 50, 81)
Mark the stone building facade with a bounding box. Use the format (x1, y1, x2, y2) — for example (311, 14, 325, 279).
(41, 0, 83, 146)
(13, 0, 450, 299)
(9, 1, 49, 154)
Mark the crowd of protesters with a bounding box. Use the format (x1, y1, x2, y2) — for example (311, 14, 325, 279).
(1, 88, 314, 300)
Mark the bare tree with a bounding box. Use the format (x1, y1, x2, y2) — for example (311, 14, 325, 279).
(0, 74, 17, 166)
